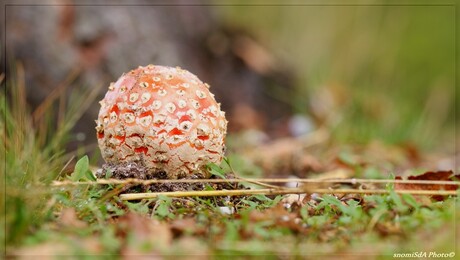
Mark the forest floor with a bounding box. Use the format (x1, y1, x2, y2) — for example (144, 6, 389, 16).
(3, 72, 458, 259)
(6, 132, 459, 259)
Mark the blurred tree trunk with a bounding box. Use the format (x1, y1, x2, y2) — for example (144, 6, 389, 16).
(6, 0, 296, 153)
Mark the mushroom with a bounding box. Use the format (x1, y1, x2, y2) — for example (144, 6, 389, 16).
(96, 65, 227, 179)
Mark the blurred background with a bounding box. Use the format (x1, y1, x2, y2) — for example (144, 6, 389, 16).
(4, 0, 457, 158)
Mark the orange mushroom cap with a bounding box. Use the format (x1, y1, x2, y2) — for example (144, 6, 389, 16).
(96, 65, 227, 179)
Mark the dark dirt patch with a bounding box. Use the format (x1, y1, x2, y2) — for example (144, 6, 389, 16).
(98, 161, 152, 180)
(97, 161, 244, 194)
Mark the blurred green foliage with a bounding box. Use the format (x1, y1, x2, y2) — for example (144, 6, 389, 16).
(218, 3, 456, 150)
(1, 64, 101, 250)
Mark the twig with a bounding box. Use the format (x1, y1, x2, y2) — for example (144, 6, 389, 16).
(51, 178, 460, 186)
(234, 176, 280, 189)
(222, 157, 280, 189)
(119, 188, 458, 201)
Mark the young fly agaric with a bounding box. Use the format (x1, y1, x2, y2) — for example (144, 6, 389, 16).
(96, 65, 227, 179)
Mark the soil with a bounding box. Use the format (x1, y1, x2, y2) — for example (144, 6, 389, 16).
(97, 161, 243, 194)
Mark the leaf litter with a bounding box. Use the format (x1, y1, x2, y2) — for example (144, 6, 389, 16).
(395, 170, 459, 201)
(11, 139, 459, 257)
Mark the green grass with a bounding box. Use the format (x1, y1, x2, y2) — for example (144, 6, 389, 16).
(2, 63, 100, 251)
(12, 161, 458, 257)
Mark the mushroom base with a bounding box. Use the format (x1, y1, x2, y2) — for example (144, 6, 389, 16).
(97, 161, 210, 180)
(96, 162, 240, 194)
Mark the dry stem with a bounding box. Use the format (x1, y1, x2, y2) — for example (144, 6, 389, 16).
(51, 178, 460, 186)
(119, 188, 458, 200)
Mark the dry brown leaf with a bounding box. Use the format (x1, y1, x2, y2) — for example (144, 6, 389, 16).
(58, 208, 87, 229)
(171, 236, 210, 258)
(244, 136, 325, 177)
(248, 203, 307, 235)
(12, 237, 103, 258)
(170, 218, 206, 237)
(375, 222, 403, 237)
(293, 153, 323, 175)
(12, 242, 70, 259)
(117, 212, 172, 254)
(395, 170, 458, 201)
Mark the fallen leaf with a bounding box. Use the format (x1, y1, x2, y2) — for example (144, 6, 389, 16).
(170, 218, 206, 237)
(375, 222, 403, 237)
(58, 208, 87, 229)
(249, 203, 307, 235)
(12, 237, 103, 258)
(395, 170, 459, 201)
(171, 236, 210, 258)
(117, 212, 172, 255)
(12, 242, 70, 259)
(244, 136, 325, 177)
